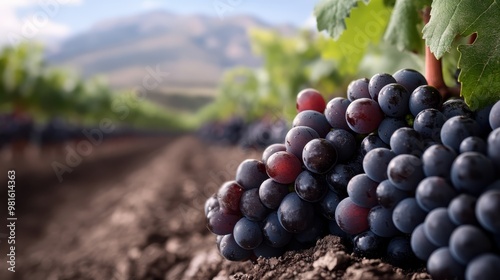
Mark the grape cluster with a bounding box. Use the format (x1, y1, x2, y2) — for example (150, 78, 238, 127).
(204, 70, 500, 279)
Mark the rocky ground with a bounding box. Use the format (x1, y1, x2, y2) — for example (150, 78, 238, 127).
(0, 135, 431, 280)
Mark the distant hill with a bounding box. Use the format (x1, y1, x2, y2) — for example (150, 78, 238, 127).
(46, 10, 296, 91)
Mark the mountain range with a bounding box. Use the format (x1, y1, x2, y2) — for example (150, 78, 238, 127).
(46, 10, 295, 92)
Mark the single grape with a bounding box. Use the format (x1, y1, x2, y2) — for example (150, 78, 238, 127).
(278, 193, 315, 233)
(266, 151, 302, 184)
(345, 98, 384, 134)
(378, 83, 410, 117)
(378, 117, 407, 145)
(389, 127, 425, 156)
(235, 159, 268, 190)
(285, 126, 319, 161)
(325, 129, 356, 163)
(413, 109, 446, 142)
(368, 73, 397, 102)
(476, 190, 500, 234)
(392, 68, 427, 93)
(363, 148, 395, 183)
(296, 88, 326, 113)
(347, 78, 371, 101)
(441, 116, 481, 152)
(207, 209, 241, 235)
(451, 152, 495, 195)
(423, 208, 456, 247)
(376, 179, 410, 208)
(386, 236, 415, 268)
(217, 181, 244, 214)
(319, 190, 341, 220)
(465, 254, 500, 280)
(335, 197, 370, 235)
(448, 194, 478, 226)
(368, 206, 399, 237)
(219, 234, 252, 261)
(360, 133, 389, 156)
(353, 230, 385, 258)
(262, 211, 293, 248)
(409, 85, 442, 117)
(427, 248, 466, 280)
(347, 174, 379, 208)
(489, 100, 500, 129)
(422, 144, 457, 180)
(205, 194, 219, 217)
(392, 198, 426, 234)
(415, 177, 456, 212)
(262, 143, 286, 164)
(387, 154, 424, 192)
(292, 110, 331, 138)
(459, 136, 487, 154)
(240, 188, 269, 221)
(449, 225, 492, 265)
(475, 103, 493, 137)
(411, 223, 438, 261)
(295, 170, 328, 202)
(302, 138, 338, 174)
(441, 99, 473, 119)
(258, 178, 289, 210)
(326, 164, 357, 196)
(233, 217, 263, 249)
(324, 97, 351, 131)
(488, 128, 500, 172)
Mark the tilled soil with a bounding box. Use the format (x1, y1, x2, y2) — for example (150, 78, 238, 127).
(0, 136, 431, 280)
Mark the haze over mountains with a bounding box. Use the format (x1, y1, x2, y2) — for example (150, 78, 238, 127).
(46, 10, 295, 91)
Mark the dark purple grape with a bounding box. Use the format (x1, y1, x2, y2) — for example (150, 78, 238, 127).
(207, 209, 241, 235)
(278, 193, 314, 233)
(422, 144, 457, 180)
(441, 98, 473, 119)
(386, 236, 415, 268)
(236, 159, 268, 190)
(466, 254, 500, 280)
(392, 198, 426, 234)
(450, 225, 492, 265)
(378, 83, 410, 117)
(240, 188, 269, 221)
(296, 88, 326, 113)
(459, 136, 487, 154)
(258, 179, 290, 210)
(233, 217, 263, 249)
(387, 154, 424, 192)
(347, 174, 379, 208)
(376, 179, 410, 208)
(448, 194, 478, 226)
(409, 85, 442, 117)
(326, 164, 357, 196)
(475, 103, 493, 136)
(489, 101, 500, 129)
(325, 129, 356, 163)
(219, 234, 252, 261)
(294, 170, 328, 202)
(335, 197, 370, 235)
(378, 117, 407, 145)
(488, 128, 500, 172)
(392, 68, 427, 93)
(292, 110, 331, 137)
(319, 190, 341, 220)
(368, 73, 397, 102)
(451, 152, 495, 195)
(347, 78, 371, 101)
(345, 98, 384, 134)
(294, 217, 325, 244)
(427, 248, 465, 280)
(360, 134, 389, 156)
(324, 97, 351, 131)
(368, 206, 399, 237)
(266, 151, 302, 184)
(411, 223, 438, 261)
(353, 230, 385, 258)
(415, 177, 456, 212)
(285, 126, 319, 161)
(363, 148, 395, 183)
(423, 208, 456, 247)
(441, 116, 481, 152)
(205, 194, 219, 217)
(476, 190, 500, 234)
(262, 211, 293, 248)
(389, 127, 425, 156)
(262, 143, 286, 164)
(217, 181, 244, 214)
(302, 138, 337, 174)
(413, 109, 446, 141)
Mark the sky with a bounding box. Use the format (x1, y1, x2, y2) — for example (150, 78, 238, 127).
(0, 0, 317, 46)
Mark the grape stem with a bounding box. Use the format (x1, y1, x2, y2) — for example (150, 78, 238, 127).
(423, 7, 460, 100)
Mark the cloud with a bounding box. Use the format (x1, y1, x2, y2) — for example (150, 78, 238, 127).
(0, 0, 83, 46)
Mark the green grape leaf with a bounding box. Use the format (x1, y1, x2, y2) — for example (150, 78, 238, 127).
(383, 0, 424, 52)
(315, 0, 370, 40)
(457, 2, 500, 110)
(318, 0, 392, 74)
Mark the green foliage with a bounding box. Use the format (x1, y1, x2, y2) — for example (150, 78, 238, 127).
(384, 0, 425, 52)
(0, 43, 193, 131)
(423, 0, 500, 109)
(315, 0, 370, 40)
